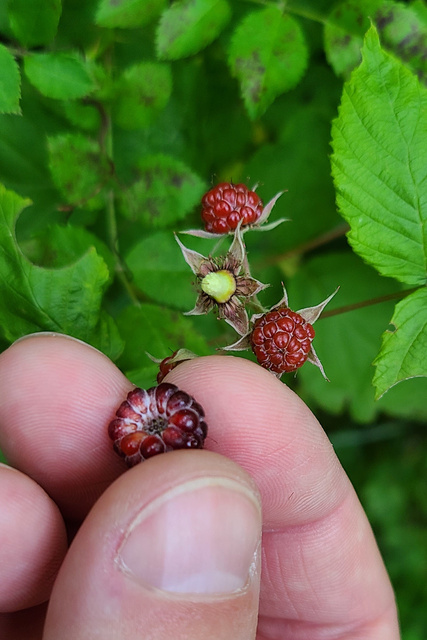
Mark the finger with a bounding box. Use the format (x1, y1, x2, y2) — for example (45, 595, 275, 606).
(43, 451, 262, 640)
(0, 334, 133, 521)
(0, 603, 47, 640)
(167, 356, 399, 639)
(0, 463, 67, 612)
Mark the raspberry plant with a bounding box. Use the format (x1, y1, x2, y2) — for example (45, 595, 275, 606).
(0, 0, 426, 634)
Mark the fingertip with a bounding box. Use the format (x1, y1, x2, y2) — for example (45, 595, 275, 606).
(166, 355, 345, 527)
(0, 464, 67, 612)
(0, 334, 132, 520)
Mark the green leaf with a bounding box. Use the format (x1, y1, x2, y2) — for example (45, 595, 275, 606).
(61, 100, 102, 132)
(375, 1, 427, 83)
(118, 154, 205, 227)
(96, 0, 166, 28)
(113, 62, 172, 130)
(156, 0, 231, 60)
(331, 25, 427, 286)
(228, 7, 308, 120)
(375, 376, 427, 421)
(7, 0, 62, 47)
(125, 231, 196, 310)
(116, 303, 211, 387)
(48, 133, 109, 207)
(0, 184, 111, 346)
(91, 312, 124, 361)
(373, 288, 427, 398)
(324, 0, 380, 78)
(324, 0, 427, 81)
(0, 81, 63, 233)
(24, 52, 96, 100)
(244, 97, 341, 258)
(22, 223, 115, 284)
(0, 45, 21, 114)
(0, 3, 13, 38)
(287, 252, 399, 423)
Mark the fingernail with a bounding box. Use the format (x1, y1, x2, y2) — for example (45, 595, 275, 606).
(11, 332, 102, 354)
(117, 477, 261, 595)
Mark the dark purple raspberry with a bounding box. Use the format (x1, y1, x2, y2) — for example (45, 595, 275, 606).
(250, 308, 316, 374)
(201, 182, 263, 234)
(108, 383, 207, 467)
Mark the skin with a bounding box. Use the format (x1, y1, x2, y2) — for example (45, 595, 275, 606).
(0, 334, 400, 639)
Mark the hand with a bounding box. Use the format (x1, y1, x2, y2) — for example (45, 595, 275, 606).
(0, 334, 399, 639)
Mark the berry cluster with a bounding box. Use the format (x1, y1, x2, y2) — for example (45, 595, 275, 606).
(110, 181, 337, 468)
(109, 383, 207, 467)
(174, 181, 336, 379)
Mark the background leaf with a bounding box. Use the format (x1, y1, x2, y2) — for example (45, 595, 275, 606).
(116, 303, 211, 387)
(324, 0, 427, 82)
(373, 288, 427, 398)
(95, 0, 166, 28)
(0, 184, 118, 354)
(22, 223, 116, 283)
(0, 81, 62, 235)
(156, 0, 231, 60)
(228, 7, 308, 120)
(118, 154, 205, 228)
(112, 62, 172, 130)
(7, 0, 62, 47)
(125, 230, 196, 310)
(243, 71, 342, 261)
(285, 252, 399, 422)
(24, 52, 96, 100)
(324, 0, 381, 79)
(0, 44, 21, 114)
(331, 25, 427, 286)
(48, 133, 110, 207)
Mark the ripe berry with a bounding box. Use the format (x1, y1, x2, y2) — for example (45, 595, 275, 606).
(201, 182, 263, 234)
(108, 383, 207, 467)
(250, 308, 315, 374)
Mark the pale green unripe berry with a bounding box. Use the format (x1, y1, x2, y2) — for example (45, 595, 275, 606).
(200, 270, 236, 304)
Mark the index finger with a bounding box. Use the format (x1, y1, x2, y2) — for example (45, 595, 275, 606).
(167, 355, 399, 639)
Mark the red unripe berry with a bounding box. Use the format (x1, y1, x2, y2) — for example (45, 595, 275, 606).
(108, 383, 207, 467)
(156, 350, 194, 383)
(157, 352, 179, 383)
(250, 307, 315, 374)
(201, 182, 263, 233)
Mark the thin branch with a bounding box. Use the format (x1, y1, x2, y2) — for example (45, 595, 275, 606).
(320, 287, 419, 319)
(261, 223, 350, 267)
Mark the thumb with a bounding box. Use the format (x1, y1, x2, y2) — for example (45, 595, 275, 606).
(43, 450, 262, 640)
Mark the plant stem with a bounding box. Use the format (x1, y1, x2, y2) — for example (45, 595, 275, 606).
(285, 3, 328, 25)
(245, 0, 286, 10)
(261, 222, 350, 267)
(320, 287, 419, 319)
(6, 45, 27, 59)
(105, 188, 140, 305)
(242, 0, 328, 24)
(100, 54, 140, 305)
